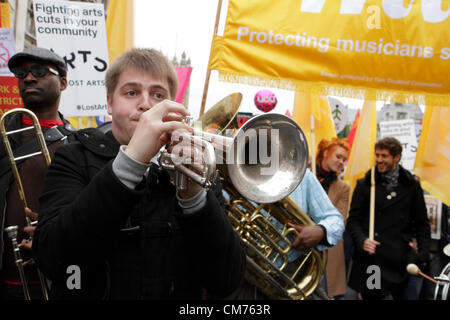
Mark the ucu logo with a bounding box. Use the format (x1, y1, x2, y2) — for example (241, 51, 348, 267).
(300, 0, 450, 23)
(256, 96, 277, 103)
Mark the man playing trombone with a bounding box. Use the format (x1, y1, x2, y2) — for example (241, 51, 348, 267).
(0, 47, 76, 299)
(32, 48, 246, 299)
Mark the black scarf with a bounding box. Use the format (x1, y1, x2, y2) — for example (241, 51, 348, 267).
(316, 165, 337, 193)
(380, 165, 400, 194)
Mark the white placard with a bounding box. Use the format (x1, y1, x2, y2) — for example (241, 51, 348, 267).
(424, 195, 442, 240)
(379, 119, 418, 171)
(33, 0, 109, 116)
(0, 28, 16, 76)
(328, 96, 348, 134)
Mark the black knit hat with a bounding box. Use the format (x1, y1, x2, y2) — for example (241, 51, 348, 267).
(8, 47, 67, 77)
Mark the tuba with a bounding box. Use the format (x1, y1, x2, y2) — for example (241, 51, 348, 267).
(0, 108, 50, 300)
(178, 93, 327, 299)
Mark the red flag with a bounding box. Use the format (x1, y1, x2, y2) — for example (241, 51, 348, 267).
(284, 109, 292, 118)
(348, 109, 360, 149)
(175, 67, 193, 104)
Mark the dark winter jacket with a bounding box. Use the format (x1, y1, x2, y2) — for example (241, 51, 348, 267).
(347, 165, 430, 294)
(32, 128, 246, 299)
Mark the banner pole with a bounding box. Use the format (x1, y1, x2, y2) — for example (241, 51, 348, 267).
(369, 166, 375, 240)
(200, 0, 223, 117)
(310, 114, 316, 176)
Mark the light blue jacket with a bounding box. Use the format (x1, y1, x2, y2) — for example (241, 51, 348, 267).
(288, 169, 345, 251)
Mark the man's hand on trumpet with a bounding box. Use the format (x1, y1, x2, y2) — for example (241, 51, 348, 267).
(122, 99, 203, 199)
(21, 207, 38, 250)
(167, 136, 205, 199)
(124, 100, 192, 164)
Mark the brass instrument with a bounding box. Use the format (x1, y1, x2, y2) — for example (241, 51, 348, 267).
(161, 94, 307, 204)
(0, 108, 50, 300)
(224, 182, 327, 299)
(187, 93, 327, 299)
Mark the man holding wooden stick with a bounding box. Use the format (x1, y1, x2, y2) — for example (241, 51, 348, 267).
(346, 137, 430, 300)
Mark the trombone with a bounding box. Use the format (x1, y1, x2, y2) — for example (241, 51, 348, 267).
(0, 108, 50, 300)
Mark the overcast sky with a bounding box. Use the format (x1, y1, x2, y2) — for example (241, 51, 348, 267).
(134, 0, 372, 120)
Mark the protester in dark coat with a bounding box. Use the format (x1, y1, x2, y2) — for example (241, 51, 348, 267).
(347, 137, 430, 300)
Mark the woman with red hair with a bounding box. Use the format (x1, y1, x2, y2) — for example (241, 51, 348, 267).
(316, 138, 350, 300)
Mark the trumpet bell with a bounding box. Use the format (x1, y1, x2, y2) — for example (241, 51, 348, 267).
(227, 113, 309, 204)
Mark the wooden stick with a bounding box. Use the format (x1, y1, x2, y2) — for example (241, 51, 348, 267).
(407, 264, 437, 284)
(418, 271, 438, 284)
(200, 0, 223, 117)
(369, 166, 375, 240)
(310, 114, 316, 176)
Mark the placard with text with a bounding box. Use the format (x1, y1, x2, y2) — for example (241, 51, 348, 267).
(33, 0, 109, 116)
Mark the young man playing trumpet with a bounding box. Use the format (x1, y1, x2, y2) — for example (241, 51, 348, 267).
(32, 48, 246, 299)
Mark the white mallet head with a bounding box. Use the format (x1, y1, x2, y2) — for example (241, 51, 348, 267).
(443, 243, 450, 257)
(406, 263, 420, 275)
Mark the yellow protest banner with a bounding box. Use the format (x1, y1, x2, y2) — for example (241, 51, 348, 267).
(209, 0, 450, 105)
(414, 106, 450, 206)
(343, 100, 377, 197)
(106, 0, 134, 63)
(0, 2, 11, 28)
(292, 92, 336, 156)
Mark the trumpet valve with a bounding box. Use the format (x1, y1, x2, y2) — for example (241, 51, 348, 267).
(183, 116, 194, 127)
(4, 225, 19, 240)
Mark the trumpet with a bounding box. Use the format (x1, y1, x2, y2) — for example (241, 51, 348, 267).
(0, 108, 50, 300)
(158, 111, 308, 204)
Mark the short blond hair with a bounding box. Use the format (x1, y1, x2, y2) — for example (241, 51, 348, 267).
(105, 48, 178, 100)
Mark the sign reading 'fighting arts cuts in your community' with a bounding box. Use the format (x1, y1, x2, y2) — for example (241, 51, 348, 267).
(33, 0, 109, 117)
